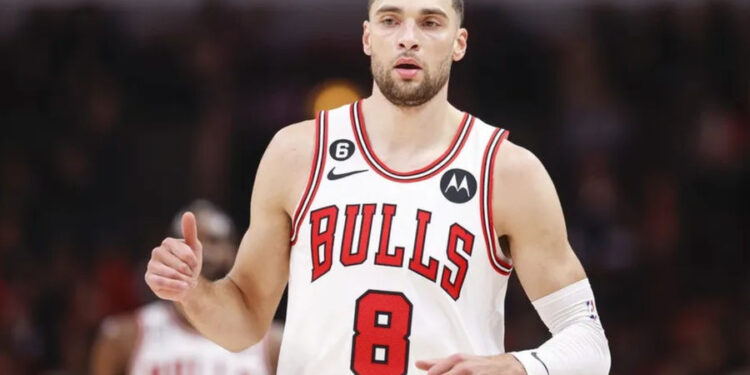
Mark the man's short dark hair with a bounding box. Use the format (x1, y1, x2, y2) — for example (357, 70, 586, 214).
(367, 0, 465, 26)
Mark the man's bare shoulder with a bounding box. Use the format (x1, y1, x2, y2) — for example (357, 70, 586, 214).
(492, 140, 563, 235)
(98, 313, 138, 345)
(493, 140, 549, 190)
(256, 119, 318, 215)
(266, 119, 317, 160)
(91, 312, 139, 374)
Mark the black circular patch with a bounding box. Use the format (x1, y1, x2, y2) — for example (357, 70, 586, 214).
(329, 139, 355, 161)
(440, 169, 477, 204)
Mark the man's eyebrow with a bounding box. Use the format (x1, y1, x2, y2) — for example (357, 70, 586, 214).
(374, 6, 403, 15)
(420, 8, 449, 18)
(374, 6, 448, 19)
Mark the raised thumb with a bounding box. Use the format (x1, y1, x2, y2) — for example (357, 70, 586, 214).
(181, 211, 201, 251)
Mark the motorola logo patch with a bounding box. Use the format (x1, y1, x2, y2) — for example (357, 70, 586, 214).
(440, 169, 477, 204)
(330, 139, 355, 161)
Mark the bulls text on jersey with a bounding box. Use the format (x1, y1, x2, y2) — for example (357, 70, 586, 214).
(308, 202, 474, 300)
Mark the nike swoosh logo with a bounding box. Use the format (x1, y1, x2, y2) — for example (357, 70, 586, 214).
(327, 168, 368, 181)
(531, 352, 550, 375)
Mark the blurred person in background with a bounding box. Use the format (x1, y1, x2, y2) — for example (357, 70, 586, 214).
(91, 200, 282, 375)
(144, 0, 610, 374)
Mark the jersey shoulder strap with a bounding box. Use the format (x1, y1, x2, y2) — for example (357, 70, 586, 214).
(289, 109, 330, 244)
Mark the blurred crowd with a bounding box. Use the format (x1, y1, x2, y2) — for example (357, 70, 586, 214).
(0, 2, 747, 374)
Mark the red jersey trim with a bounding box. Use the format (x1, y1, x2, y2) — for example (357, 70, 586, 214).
(290, 111, 328, 245)
(480, 128, 512, 275)
(350, 100, 473, 183)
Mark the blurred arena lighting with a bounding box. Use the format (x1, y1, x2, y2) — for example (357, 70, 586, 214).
(309, 80, 362, 116)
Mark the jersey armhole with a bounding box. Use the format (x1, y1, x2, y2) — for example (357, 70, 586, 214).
(480, 128, 513, 275)
(289, 111, 328, 245)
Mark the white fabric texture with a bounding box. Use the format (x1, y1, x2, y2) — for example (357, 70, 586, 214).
(511, 278, 611, 375)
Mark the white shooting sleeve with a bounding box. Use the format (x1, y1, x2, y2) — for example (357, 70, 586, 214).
(510, 278, 611, 375)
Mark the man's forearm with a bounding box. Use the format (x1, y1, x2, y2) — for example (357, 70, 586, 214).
(180, 277, 265, 352)
(511, 279, 611, 375)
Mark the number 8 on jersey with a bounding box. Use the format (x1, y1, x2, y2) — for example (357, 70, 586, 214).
(351, 290, 413, 375)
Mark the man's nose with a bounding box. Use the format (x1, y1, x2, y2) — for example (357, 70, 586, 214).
(398, 20, 420, 51)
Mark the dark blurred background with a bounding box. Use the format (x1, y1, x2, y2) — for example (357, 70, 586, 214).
(0, 0, 747, 374)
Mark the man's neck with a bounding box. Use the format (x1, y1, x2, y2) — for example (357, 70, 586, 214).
(360, 83, 464, 170)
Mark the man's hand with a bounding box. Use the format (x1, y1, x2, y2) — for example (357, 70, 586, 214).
(145, 212, 203, 301)
(416, 353, 527, 375)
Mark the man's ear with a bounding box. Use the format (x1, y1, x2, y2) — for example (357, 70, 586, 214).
(453, 28, 468, 61)
(363, 20, 372, 56)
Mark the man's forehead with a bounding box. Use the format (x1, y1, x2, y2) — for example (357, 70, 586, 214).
(371, 0, 454, 16)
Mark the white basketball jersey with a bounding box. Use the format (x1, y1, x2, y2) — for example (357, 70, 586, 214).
(277, 101, 514, 375)
(129, 302, 271, 375)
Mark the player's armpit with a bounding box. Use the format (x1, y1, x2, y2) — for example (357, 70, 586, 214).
(90, 314, 137, 375)
(490, 141, 586, 301)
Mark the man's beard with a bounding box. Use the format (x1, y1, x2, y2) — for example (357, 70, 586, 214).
(371, 55, 452, 107)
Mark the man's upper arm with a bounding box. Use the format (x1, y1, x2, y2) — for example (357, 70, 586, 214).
(492, 141, 586, 301)
(226, 120, 316, 329)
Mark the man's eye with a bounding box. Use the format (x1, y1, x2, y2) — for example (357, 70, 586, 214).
(424, 20, 440, 28)
(382, 17, 397, 25)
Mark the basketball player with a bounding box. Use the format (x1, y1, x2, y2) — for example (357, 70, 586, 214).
(92, 201, 282, 375)
(145, 0, 611, 374)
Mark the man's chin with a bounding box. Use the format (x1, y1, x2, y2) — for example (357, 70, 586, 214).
(391, 80, 423, 94)
(387, 95, 431, 107)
